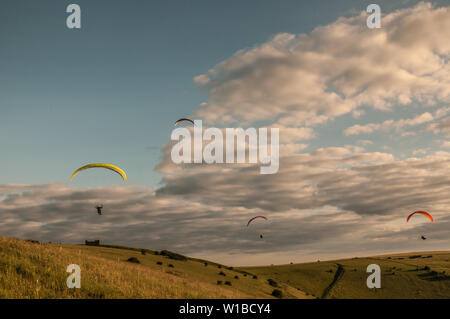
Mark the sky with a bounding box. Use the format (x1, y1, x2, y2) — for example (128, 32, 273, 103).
(0, 1, 449, 266)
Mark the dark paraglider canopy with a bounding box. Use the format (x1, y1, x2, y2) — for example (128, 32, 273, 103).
(96, 205, 103, 215)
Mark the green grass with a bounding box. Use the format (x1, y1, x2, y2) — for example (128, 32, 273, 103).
(1, 237, 449, 298)
(241, 252, 450, 299)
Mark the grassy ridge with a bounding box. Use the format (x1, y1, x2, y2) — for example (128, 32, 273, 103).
(241, 252, 450, 299)
(1, 237, 449, 298)
(0, 237, 308, 299)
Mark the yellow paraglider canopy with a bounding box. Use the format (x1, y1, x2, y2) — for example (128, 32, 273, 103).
(70, 163, 127, 181)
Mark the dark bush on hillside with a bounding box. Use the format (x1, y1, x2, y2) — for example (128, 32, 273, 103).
(217, 281, 222, 285)
(219, 271, 226, 276)
(228, 267, 233, 270)
(127, 257, 140, 264)
(252, 275, 258, 279)
(160, 250, 187, 261)
(423, 266, 430, 271)
(218, 265, 222, 268)
(141, 249, 146, 255)
(154, 251, 160, 255)
(271, 289, 283, 298)
(168, 264, 174, 268)
(267, 279, 278, 287)
(204, 262, 208, 266)
(409, 255, 422, 259)
(326, 269, 333, 273)
(225, 281, 232, 286)
(234, 275, 239, 279)
(156, 261, 163, 265)
(26, 239, 40, 244)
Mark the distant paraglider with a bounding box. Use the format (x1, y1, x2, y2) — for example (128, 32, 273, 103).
(96, 205, 103, 215)
(247, 216, 268, 227)
(406, 211, 433, 223)
(174, 118, 195, 126)
(70, 163, 127, 181)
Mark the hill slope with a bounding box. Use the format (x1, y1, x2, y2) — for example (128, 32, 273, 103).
(241, 251, 450, 299)
(1, 237, 449, 298)
(0, 237, 308, 299)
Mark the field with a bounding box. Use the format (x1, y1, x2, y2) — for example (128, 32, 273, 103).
(0, 237, 449, 298)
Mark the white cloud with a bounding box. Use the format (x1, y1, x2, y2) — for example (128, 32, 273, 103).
(193, 3, 450, 127)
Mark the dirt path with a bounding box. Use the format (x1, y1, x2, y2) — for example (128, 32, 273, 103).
(321, 263, 345, 299)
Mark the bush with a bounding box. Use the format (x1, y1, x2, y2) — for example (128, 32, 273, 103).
(156, 261, 163, 265)
(267, 279, 278, 287)
(219, 271, 226, 276)
(252, 275, 258, 279)
(243, 274, 247, 277)
(234, 275, 239, 279)
(225, 281, 232, 286)
(217, 280, 222, 285)
(26, 239, 40, 244)
(204, 262, 208, 267)
(168, 264, 174, 268)
(154, 251, 160, 255)
(271, 289, 283, 298)
(228, 267, 233, 270)
(141, 249, 146, 255)
(160, 250, 187, 261)
(218, 265, 222, 269)
(127, 257, 140, 264)
(423, 266, 430, 271)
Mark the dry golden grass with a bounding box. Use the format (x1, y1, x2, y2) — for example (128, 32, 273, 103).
(0, 237, 248, 299)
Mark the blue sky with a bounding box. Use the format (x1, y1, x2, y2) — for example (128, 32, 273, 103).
(1, 0, 445, 188)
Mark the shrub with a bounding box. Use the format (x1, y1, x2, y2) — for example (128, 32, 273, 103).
(168, 264, 174, 268)
(252, 275, 258, 279)
(228, 267, 233, 270)
(225, 281, 232, 286)
(217, 281, 222, 285)
(141, 249, 146, 255)
(156, 261, 163, 265)
(126, 257, 140, 264)
(267, 279, 278, 287)
(423, 266, 430, 271)
(234, 275, 239, 279)
(271, 289, 283, 298)
(204, 262, 208, 266)
(160, 250, 187, 261)
(219, 271, 226, 276)
(154, 251, 160, 255)
(218, 265, 222, 269)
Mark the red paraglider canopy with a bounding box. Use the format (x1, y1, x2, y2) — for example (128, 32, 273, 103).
(406, 211, 434, 223)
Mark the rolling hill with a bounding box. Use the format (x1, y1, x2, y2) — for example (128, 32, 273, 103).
(0, 237, 449, 298)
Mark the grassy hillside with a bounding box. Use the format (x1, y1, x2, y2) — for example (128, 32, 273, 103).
(0, 237, 308, 299)
(241, 252, 450, 299)
(1, 237, 449, 298)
